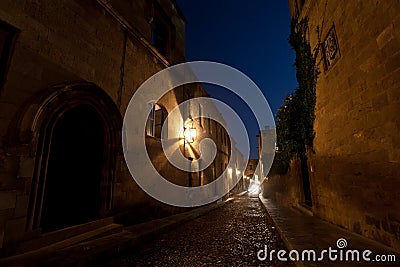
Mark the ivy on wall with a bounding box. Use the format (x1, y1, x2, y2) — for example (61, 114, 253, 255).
(270, 17, 319, 175)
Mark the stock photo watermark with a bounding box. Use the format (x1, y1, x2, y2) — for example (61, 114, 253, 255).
(257, 238, 397, 263)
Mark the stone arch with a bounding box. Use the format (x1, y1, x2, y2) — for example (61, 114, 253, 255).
(6, 82, 122, 233)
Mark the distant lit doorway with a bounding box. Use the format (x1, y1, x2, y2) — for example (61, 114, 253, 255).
(40, 105, 104, 232)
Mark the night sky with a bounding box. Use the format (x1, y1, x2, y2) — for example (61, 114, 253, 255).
(175, 0, 297, 159)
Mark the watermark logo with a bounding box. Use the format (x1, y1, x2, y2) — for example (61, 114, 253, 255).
(336, 238, 347, 249)
(257, 238, 397, 263)
(122, 61, 276, 207)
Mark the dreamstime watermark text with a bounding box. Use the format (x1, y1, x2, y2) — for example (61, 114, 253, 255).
(257, 238, 396, 263)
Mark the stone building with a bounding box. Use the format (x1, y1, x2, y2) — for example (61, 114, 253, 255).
(242, 159, 258, 191)
(256, 126, 275, 181)
(244, 159, 258, 181)
(0, 0, 232, 255)
(266, 0, 400, 249)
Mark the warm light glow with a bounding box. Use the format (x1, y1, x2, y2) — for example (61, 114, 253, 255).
(226, 197, 234, 202)
(227, 167, 233, 175)
(248, 179, 261, 196)
(183, 126, 196, 143)
(236, 169, 241, 176)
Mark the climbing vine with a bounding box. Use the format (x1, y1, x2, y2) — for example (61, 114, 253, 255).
(270, 17, 320, 175)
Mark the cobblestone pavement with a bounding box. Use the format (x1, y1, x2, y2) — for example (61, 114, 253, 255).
(105, 195, 294, 267)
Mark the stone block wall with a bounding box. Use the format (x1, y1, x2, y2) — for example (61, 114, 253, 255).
(0, 0, 190, 253)
(288, 0, 400, 249)
(262, 156, 304, 207)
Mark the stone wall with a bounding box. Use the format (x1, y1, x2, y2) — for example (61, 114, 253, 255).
(288, 0, 400, 249)
(0, 0, 199, 254)
(262, 156, 304, 207)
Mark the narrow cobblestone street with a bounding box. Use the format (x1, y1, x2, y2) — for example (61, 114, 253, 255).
(106, 195, 293, 267)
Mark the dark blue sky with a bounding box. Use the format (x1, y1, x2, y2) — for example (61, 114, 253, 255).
(175, 0, 297, 158)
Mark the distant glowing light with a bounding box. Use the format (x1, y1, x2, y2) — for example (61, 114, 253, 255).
(248, 179, 261, 195)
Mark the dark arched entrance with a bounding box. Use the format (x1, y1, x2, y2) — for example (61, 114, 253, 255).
(10, 83, 122, 234)
(40, 105, 104, 232)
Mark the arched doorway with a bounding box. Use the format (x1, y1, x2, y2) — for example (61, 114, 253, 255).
(40, 105, 104, 232)
(8, 83, 123, 234)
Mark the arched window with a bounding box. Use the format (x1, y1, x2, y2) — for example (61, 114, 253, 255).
(146, 103, 167, 138)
